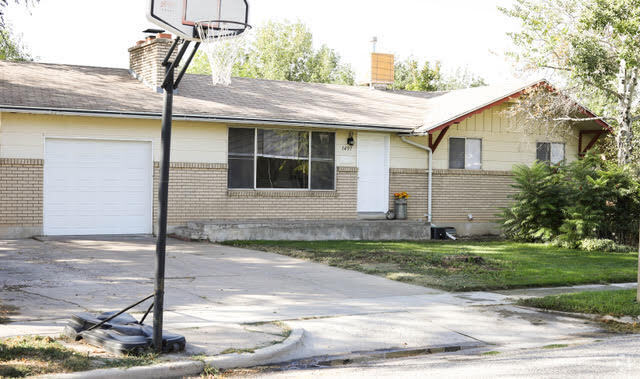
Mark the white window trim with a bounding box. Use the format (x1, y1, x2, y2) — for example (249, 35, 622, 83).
(448, 137, 483, 170)
(229, 127, 337, 191)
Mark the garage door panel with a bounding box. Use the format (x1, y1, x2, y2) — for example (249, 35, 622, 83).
(44, 139, 152, 236)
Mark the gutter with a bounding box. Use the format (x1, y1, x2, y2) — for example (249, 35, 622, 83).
(399, 136, 432, 224)
(0, 105, 415, 133)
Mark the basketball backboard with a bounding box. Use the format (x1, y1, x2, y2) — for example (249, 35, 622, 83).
(147, 0, 249, 41)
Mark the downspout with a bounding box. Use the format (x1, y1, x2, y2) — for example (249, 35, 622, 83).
(400, 136, 432, 224)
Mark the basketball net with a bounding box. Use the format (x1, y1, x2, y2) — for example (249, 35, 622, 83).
(195, 22, 248, 86)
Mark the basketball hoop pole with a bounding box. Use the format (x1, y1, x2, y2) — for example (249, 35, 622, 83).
(153, 37, 200, 353)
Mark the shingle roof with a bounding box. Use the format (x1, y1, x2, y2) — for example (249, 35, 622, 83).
(0, 61, 445, 131)
(0, 61, 609, 133)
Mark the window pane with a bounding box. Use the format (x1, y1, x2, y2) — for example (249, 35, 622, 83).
(229, 128, 255, 155)
(551, 143, 565, 164)
(258, 129, 308, 159)
(311, 132, 335, 160)
(465, 139, 482, 170)
(257, 158, 309, 189)
(537, 143, 550, 162)
(311, 132, 335, 190)
(228, 157, 254, 189)
(228, 128, 255, 189)
(449, 138, 465, 169)
(311, 161, 334, 190)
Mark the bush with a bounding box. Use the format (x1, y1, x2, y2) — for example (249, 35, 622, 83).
(559, 155, 640, 245)
(578, 238, 634, 253)
(500, 162, 567, 242)
(501, 153, 640, 247)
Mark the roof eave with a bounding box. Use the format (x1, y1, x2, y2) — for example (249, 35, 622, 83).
(0, 105, 416, 133)
(415, 79, 614, 135)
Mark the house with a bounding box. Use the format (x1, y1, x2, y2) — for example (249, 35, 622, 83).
(0, 34, 610, 239)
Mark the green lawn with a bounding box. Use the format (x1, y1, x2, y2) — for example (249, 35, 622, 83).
(519, 289, 640, 317)
(224, 241, 638, 291)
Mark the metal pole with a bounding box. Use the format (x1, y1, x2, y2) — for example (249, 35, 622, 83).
(153, 65, 174, 353)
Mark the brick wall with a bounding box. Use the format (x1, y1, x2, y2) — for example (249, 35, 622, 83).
(389, 168, 516, 224)
(432, 169, 516, 223)
(154, 164, 359, 226)
(0, 158, 43, 228)
(0, 157, 516, 236)
(389, 168, 428, 221)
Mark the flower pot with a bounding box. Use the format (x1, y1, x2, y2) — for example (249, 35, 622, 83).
(394, 199, 408, 220)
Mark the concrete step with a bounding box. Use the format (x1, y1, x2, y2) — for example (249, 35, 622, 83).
(176, 220, 431, 242)
(169, 226, 207, 242)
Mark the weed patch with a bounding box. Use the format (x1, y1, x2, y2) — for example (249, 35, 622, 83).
(0, 335, 157, 378)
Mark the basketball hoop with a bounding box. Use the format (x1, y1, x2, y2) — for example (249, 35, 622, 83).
(195, 20, 251, 86)
(145, 0, 251, 354)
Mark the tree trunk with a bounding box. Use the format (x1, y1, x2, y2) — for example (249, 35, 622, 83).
(616, 63, 640, 300)
(615, 62, 637, 166)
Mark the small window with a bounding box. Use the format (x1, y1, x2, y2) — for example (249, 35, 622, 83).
(311, 132, 336, 190)
(537, 142, 565, 164)
(228, 128, 255, 189)
(449, 138, 482, 170)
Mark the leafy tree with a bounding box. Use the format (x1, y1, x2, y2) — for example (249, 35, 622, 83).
(1, 0, 37, 28)
(0, 27, 31, 60)
(0, 1, 34, 61)
(393, 58, 487, 91)
(189, 21, 354, 85)
(394, 58, 441, 91)
(500, 0, 640, 166)
(438, 66, 488, 90)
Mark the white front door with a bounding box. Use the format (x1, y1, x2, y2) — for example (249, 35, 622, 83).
(357, 133, 390, 213)
(44, 138, 153, 235)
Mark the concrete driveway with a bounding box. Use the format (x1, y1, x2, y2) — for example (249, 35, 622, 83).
(0, 237, 612, 361)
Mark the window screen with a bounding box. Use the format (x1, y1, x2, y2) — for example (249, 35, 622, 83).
(311, 132, 336, 190)
(537, 142, 564, 164)
(550, 143, 565, 164)
(449, 138, 465, 169)
(228, 128, 255, 189)
(465, 139, 482, 170)
(537, 142, 551, 162)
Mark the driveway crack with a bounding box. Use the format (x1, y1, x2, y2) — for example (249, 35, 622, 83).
(16, 288, 90, 311)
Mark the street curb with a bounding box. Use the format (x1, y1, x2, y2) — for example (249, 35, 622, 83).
(36, 360, 205, 379)
(205, 328, 305, 370)
(34, 327, 304, 378)
(299, 342, 485, 368)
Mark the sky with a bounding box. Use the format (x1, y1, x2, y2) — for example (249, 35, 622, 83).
(6, 0, 521, 84)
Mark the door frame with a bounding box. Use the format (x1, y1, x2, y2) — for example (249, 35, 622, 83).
(356, 132, 390, 213)
(43, 136, 154, 235)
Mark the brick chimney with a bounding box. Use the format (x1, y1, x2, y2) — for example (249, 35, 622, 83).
(370, 52, 395, 89)
(129, 33, 178, 93)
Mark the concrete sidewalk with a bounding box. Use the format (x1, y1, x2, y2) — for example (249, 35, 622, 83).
(0, 237, 626, 366)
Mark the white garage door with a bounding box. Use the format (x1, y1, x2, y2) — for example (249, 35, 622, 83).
(44, 139, 152, 236)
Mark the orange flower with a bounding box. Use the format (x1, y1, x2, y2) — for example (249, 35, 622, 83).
(394, 192, 410, 200)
